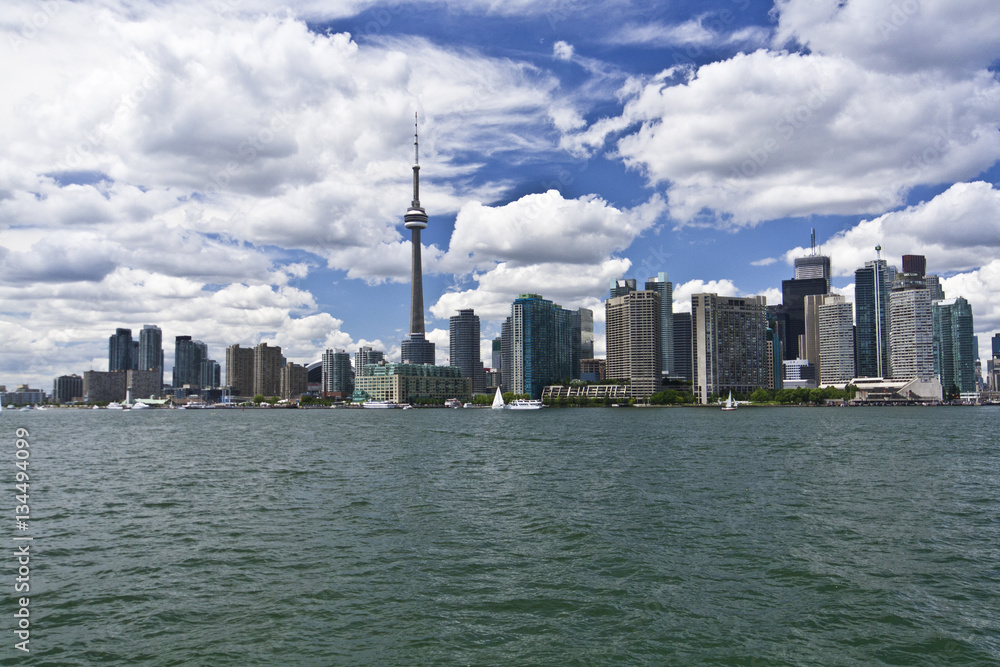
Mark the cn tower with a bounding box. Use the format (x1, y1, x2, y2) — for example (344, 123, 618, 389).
(400, 113, 435, 365)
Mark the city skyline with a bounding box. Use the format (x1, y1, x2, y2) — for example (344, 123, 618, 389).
(2, 0, 1000, 389)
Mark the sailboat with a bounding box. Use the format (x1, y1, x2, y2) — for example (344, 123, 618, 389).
(722, 391, 737, 411)
(491, 387, 505, 410)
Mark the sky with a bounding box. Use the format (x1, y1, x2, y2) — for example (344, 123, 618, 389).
(2, 0, 1000, 390)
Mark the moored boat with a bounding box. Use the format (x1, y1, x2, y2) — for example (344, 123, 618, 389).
(508, 398, 543, 410)
(362, 400, 397, 409)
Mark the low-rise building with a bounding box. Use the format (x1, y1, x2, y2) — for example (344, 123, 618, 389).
(354, 363, 471, 404)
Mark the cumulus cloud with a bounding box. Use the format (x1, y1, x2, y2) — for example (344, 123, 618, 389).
(574, 50, 1000, 225)
(772, 0, 1000, 74)
(428, 190, 664, 325)
(671, 279, 741, 313)
(782, 182, 1000, 278)
(553, 40, 574, 61)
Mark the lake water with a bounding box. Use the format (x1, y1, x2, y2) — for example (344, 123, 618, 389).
(7, 406, 1000, 665)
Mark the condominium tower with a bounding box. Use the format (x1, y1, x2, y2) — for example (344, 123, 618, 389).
(606, 288, 662, 398)
(692, 294, 769, 404)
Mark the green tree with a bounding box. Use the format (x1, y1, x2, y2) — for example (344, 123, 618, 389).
(253, 394, 265, 405)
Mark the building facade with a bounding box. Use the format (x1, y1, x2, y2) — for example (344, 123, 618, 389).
(644, 272, 674, 376)
(888, 284, 934, 381)
(672, 312, 693, 381)
(606, 289, 662, 398)
(280, 362, 309, 399)
(173, 336, 207, 388)
(933, 297, 976, 394)
(226, 344, 255, 397)
(449, 309, 487, 394)
(109, 328, 134, 372)
(855, 259, 893, 378)
(137, 324, 163, 392)
(817, 294, 856, 385)
(509, 294, 574, 399)
(354, 363, 471, 404)
(322, 349, 354, 397)
(53, 375, 83, 403)
(83, 370, 127, 403)
(253, 342, 282, 397)
(692, 294, 769, 404)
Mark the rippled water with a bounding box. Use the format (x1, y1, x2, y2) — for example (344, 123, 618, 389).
(8, 406, 1000, 665)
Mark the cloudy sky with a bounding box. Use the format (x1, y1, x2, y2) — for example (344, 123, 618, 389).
(2, 0, 999, 389)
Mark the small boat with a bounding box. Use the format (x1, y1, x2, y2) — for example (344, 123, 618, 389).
(722, 391, 737, 411)
(508, 398, 543, 410)
(362, 400, 397, 409)
(401, 404, 413, 410)
(491, 387, 505, 410)
(106, 402, 125, 410)
(131, 402, 150, 410)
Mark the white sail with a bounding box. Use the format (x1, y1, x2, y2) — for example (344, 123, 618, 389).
(491, 387, 505, 409)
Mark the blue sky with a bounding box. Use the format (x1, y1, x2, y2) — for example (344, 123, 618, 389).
(2, 0, 1000, 389)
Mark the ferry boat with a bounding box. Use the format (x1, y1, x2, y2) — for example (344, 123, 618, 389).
(362, 400, 397, 409)
(444, 398, 462, 409)
(508, 398, 543, 410)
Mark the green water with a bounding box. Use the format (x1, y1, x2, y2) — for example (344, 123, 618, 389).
(6, 407, 999, 665)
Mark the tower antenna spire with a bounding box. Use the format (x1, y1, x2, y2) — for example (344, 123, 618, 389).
(411, 112, 422, 208)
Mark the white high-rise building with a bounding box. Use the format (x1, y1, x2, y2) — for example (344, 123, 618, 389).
(817, 295, 855, 385)
(889, 288, 934, 381)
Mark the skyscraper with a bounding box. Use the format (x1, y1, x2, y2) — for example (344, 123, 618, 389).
(173, 336, 206, 388)
(672, 312, 693, 382)
(509, 294, 573, 399)
(692, 294, 769, 404)
(109, 328, 134, 372)
(322, 349, 354, 396)
(793, 230, 832, 291)
(779, 277, 827, 360)
(606, 288, 662, 398)
(354, 346, 384, 376)
(578, 308, 594, 362)
(253, 342, 282, 397)
(400, 114, 435, 366)
(933, 297, 976, 394)
(817, 294, 855, 385)
(888, 277, 934, 381)
(609, 278, 637, 299)
(855, 258, 893, 378)
(226, 344, 255, 397)
(137, 324, 163, 392)
(449, 309, 486, 394)
(644, 272, 674, 376)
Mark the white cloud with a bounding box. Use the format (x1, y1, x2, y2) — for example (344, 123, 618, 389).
(772, 0, 1000, 74)
(784, 182, 1000, 278)
(584, 50, 1000, 225)
(442, 190, 664, 272)
(553, 40, 574, 61)
(610, 16, 768, 49)
(670, 279, 741, 313)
